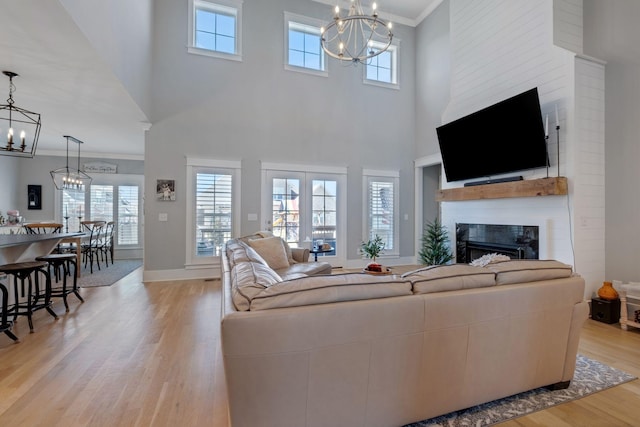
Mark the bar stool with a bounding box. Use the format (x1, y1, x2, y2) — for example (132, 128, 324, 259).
(35, 253, 84, 312)
(0, 282, 19, 342)
(0, 261, 57, 332)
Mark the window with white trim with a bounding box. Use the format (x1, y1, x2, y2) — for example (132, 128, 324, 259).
(262, 163, 347, 267)
(364, 42, 398, 87)
(186, 158, 241, 266)
(285, 12, 326, 76)
(364, 171, 399, 255)
(57, 175, 143, 249)
(188, 0, 242, 60)
(195, 172, 233, 257)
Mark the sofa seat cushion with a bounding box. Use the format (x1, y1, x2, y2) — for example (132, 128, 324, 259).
(231, 262, 282, 311)
(275, 261, 333, 279)
(487, 260, 573, 285)
(402, 264, 496, 294)
(247, 236, 290, 270)
(249, 273, 412, 311)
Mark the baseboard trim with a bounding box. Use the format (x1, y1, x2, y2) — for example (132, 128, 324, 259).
(143, 267, 219, 283)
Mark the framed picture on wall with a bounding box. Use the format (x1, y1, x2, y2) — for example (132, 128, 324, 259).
(27, 185, 42, 210)
(156, 179, 176, 201)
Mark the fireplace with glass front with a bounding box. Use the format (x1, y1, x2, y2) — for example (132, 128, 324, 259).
(456, 223, 539, 263)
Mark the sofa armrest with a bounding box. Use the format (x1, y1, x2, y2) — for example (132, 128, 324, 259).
(291, 247, 309, 263)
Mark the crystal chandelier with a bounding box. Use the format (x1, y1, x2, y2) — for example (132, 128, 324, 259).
(0, 71, 41, 158)
(321, 0, 393, 64)
(50, 135, 92, 191)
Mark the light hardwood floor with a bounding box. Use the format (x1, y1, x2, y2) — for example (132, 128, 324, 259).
(1, 269, 639, 426)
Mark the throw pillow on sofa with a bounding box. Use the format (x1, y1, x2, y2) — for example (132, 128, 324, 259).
(248, 236, 290, 270)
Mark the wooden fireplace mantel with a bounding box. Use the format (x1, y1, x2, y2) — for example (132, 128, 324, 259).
(435, 177, 568, 202)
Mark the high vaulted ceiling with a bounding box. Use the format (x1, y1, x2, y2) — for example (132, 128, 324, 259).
(0, 0, 440, 159)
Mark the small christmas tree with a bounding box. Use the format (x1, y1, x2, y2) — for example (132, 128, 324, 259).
(419, 217, 453, 265)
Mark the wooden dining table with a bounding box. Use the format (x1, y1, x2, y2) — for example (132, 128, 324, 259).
(0, 232, 84, 277)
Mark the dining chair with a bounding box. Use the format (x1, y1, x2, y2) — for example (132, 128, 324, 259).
(80, 221, 106, 274)
(100, 221, 115, 267)
(23, 223, 63, 235)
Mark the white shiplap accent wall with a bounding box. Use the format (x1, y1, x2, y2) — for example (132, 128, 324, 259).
(440, 0, 604, 298)
(572, 55, 606, 297)
(553, 0, 583, 54)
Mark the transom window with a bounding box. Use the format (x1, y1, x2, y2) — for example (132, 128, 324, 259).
(364, 42, 399, 88)
(284, 12, 327, 76)
(188, 0, 242, 60)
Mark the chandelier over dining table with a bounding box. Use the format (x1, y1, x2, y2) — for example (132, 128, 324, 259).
(50, 135, 92, 191)
(320, 0, 393, 64)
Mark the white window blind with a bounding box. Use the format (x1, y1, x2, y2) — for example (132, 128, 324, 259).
(367, 178, 396, 252)
(196, 172, 233, 257)
(90, 185, 113, 221)
(118, 185, 139, 245)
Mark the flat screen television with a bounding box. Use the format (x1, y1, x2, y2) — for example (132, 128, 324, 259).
(436, 88, 547, 183)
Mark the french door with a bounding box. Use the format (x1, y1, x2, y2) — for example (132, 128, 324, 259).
(263, 166, 346, 267)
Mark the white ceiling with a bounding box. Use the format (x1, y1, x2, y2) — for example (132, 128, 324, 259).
(0, 0, 148, 159)
(0, 0, 439, 159)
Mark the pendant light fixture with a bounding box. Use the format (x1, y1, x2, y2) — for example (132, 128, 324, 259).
(0, 71, 41, 158)
(50, 135, 92, 191)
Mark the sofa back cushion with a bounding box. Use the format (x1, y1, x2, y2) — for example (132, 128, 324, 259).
(231, 262, 282, 311)
(402, 264, 496, 294)
(249, 273, 412, 311)
(487, 260, 573, 285)
(226, 240, 268, 269)
(247, 236, 291, 270)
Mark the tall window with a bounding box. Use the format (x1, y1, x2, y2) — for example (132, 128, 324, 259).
(196, 172, 233, 257)
(364, 42, 399, 88)
(188, 0, 242, 60)
(285, 13, 326, 75)
(312, 179, 337, 254)
(118, 186, 139, 245)
(186, 158, 240, 267)
(272, 177, 300, 245)
(364, 171, 399, 255)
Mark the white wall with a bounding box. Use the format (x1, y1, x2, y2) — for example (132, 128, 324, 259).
(415, 0, 451, 159)
(0, 156, 19, 218)
(59, 0, 153, 117)
(144, 0, 417, 275)
(436, 0, 604, 298)
(584, 0, 640, 283)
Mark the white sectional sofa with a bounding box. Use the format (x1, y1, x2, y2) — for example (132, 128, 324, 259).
(220, 236, 588, 427)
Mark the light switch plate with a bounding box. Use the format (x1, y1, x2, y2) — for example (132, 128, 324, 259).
(159, 213, 168, 222)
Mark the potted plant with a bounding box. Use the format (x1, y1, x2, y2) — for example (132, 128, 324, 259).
(360, 234, 385, 272)
(419, 217, 453, 265)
